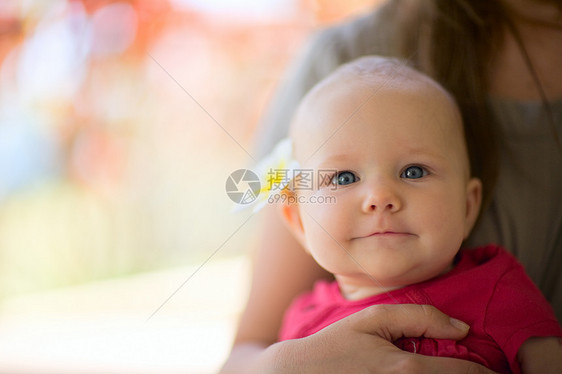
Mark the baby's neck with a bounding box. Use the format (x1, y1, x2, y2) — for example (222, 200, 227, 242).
(336, 262, 456, 301)
(335, 275, 405, 301)
(338, 281, 402, 301)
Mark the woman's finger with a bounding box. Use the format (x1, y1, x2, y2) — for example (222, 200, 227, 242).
(350, 304, 470, 342)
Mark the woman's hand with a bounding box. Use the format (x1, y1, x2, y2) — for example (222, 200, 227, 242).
(231, 304, 497, 374)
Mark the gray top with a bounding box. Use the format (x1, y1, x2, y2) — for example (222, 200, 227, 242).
(255, 4, 562, 321)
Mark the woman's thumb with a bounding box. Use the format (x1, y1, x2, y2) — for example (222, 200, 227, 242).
(354, 304, 470, 341)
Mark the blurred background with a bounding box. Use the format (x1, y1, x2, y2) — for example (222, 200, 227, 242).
(0, 1, 378, 373)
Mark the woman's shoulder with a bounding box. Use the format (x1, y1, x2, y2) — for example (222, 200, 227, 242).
(306, 1, 407, 64)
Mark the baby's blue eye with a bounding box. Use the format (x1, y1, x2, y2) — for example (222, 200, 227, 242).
(332, 171, 358, 186)
(401, 166, 427, 179)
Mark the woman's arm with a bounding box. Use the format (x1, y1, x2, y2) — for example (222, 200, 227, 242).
(233, 205, 331, 348)
(220, 205, 329, 373)
(518, 337, 562, 374)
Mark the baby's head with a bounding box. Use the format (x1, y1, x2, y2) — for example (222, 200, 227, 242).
(282, 56, 482, 299)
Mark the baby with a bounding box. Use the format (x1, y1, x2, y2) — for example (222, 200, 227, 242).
(270, 56, 562, 374)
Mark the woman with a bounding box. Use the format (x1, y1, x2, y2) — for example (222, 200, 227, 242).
(221, 0, 562, 372)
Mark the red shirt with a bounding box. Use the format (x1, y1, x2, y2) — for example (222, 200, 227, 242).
(279, 245, 562, 374)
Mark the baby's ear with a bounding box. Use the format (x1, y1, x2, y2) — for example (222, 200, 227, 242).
(279, 190, 308, 250)
(463, 177, 482, 239)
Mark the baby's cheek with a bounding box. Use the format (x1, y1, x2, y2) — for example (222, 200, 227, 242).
(423, 203, 465, 240)
(306, 231, 347, 273)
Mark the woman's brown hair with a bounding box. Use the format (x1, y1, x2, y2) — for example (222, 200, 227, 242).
(396, 0, 504, 210)
(396, 0, 561, 210)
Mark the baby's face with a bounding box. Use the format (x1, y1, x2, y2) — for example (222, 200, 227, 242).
(290, 71, 481, 299)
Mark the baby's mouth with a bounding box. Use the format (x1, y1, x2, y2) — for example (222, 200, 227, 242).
(354, 230, 416, 240)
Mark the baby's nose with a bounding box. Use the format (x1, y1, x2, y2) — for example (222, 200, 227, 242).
(362, 184, 401, 213)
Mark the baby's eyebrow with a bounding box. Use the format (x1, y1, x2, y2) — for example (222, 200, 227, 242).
(400, 145, 448, 160)
(320, 153, 352, 163)
(321, 148, 445, 162)
(313, 153, 354, 168)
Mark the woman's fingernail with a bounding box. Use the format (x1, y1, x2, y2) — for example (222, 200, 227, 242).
(450, 318, 470, 331)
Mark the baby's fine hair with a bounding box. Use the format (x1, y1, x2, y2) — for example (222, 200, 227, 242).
(314, 56, 457, 106)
